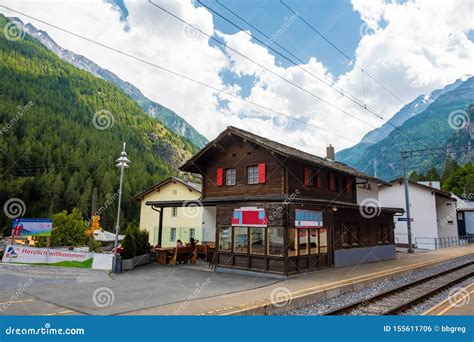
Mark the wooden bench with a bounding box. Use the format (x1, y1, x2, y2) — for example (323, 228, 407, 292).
(197, 243, 215, 262)
(169, 246, 197, 266)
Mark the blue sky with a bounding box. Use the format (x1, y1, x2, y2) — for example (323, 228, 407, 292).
(5, 0, 472, 154)
(111, 0, 364, 76)
(199, 0, 363, 77)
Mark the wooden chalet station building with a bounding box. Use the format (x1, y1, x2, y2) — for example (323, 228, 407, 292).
(147, 126, 404, 276)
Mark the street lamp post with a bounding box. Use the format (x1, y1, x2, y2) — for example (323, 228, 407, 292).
(113, 142, 130, 273)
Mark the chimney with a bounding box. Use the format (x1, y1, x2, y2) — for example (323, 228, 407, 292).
(326, 144, 335, 160)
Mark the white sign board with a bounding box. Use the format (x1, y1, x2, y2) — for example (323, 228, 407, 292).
(2, 245, 112, 270)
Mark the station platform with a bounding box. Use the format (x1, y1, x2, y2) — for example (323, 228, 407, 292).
(127, 244, 474, 315)
(423, 284, 474, 315)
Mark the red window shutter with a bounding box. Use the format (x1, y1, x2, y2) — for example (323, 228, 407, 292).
(258, 163, 266, 184)
(216, 167, 223, 187)
(346, 176, 351, 193)
(304, 167, 310, 186)
(329, 174, 335, 191)
(316, 171, 321, 188)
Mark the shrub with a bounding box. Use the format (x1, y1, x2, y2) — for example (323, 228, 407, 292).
(121, 226, 137, 259)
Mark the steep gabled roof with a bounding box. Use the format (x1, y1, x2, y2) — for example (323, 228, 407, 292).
(133, 176, 201, 201)
(180, 126, 388, 184)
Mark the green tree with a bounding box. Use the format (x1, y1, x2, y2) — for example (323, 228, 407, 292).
(121, 226, 137, 259)
(443, 162, 474, 197)
(36, 208, 87, 247)
(442, 156, 459, 182)
(0, 15, 198, 233)
(409, 171, 420, 182)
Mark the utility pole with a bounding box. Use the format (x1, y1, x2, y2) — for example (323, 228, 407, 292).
(399, 145, 471, 253)
(401, 151, 414, 253)
(89, 187, 97, 252)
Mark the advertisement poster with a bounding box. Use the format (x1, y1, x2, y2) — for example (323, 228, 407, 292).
(2, 245, 94, 268)
(295, 210, 323, 228)
(11, 218, 52, 237)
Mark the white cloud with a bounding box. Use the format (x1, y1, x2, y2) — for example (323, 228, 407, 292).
(1, 0, 473, 158)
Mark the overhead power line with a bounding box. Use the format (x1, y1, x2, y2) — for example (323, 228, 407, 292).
(280, 0, 407, 106)
(0, 4, 358, 144)
(207, 0, 430, 149)
(271, 0, 430, 149)
(148, 1, 385, 131)
(149, 0, 429, 150)
(205, 0, 373, 115)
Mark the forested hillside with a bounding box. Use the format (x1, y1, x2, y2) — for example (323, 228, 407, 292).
(7, 17, 208, 148)
(337, 77, 474, 180)
(0, 16, 196, 234)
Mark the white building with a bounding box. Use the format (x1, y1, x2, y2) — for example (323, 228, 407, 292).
(452, 194, 474, 236)
(379, 179, 458, 250)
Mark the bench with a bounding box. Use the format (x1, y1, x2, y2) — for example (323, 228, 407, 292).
(169, 246, 197, 266)
(196, 243, 215, 262)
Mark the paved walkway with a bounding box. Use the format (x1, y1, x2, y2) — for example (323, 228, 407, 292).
(0, 245, 472, 315)
(423, 283, 474, 316)
(0, 261, 278, 315)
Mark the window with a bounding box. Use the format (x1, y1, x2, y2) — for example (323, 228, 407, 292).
(250, 227, 265, 255)
(171, 207, 178, 217)
(304, 168, 321, 188)
(329, 173, 336, 191)
(267, 227, 284, 256)
(170, 228, 176, 242)
(218, 227, 231, 251)
(345, 176, 351, 194)
(247, 165, 259, 184)
(287, 228, 297, 256)
(319, 228, 328, 253)
(304, 167, 312, 186)
(298, 229, 309, 256)
(172, 189, 177, 195)
(189, 228, 195, 239)
(342, 223, 360, 247)
(233, 227, 248, 253)
(378, 224, 393, 244)
(377, 224, 384, 244)
(225, 168, 236, 186)
(309, 228, 318, 254)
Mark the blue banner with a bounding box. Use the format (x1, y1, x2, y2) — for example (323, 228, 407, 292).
(0, 316, 472, 342)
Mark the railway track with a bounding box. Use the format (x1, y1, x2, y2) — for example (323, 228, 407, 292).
(324, 261, 474, 315)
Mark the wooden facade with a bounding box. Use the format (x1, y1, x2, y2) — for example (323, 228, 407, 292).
(177, 126, 402, 275)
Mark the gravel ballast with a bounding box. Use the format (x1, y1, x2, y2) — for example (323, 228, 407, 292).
(283, 255, 474, 316)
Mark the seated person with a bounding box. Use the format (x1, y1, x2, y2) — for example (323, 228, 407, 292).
(176, 239, 183, 247)
(187, 237, 199, 247)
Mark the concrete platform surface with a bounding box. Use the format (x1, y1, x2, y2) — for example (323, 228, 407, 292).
(127, 245, 474, 315)
(0, 245, 472, 316)
(423, 284, 474, 316)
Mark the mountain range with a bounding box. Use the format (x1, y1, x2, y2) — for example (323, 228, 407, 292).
(9, 17, 208, 148)
(0, 15, 197, 232)
(337, 76, 474, 180)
